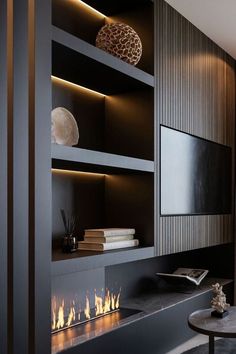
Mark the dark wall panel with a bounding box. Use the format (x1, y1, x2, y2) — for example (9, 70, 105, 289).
(13, 0, 29, 353)
(156, 0, 236, 255)
(105, 89, 154, 160)
(105, 174, 154, 247)
(52, 171, 106, 245)
(33, 1, 52, 353)
(0, 1, 9, 352)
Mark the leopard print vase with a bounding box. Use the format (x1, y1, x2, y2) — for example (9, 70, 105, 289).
(96, 23, 142, 66)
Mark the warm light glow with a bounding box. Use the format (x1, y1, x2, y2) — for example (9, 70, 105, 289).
(51, 288, 121, 333)
(69, 0, 106, 18)
(78, 0, 106, 18)
(52, 168, 107, 178)
(51, 76, 106, 98)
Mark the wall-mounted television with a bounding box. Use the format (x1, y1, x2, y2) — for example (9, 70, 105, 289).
(160, 125, 232, 216)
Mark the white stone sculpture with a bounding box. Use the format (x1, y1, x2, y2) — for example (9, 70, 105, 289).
(51, 107, 79, 147)
(211, 283, 230, 314)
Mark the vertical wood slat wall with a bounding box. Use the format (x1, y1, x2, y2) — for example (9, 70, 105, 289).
(156, 0, 236, 256)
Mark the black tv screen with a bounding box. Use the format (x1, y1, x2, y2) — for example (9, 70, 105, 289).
(160, 126, 232, 215)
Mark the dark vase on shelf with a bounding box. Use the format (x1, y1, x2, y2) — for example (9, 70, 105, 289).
(60, 209, 78, 253)
(62, 234, 77, 253)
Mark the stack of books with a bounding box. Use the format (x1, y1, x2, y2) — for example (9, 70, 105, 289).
(78, 228, 139, 252)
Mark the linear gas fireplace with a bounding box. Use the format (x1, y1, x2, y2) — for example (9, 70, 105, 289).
(51, 268, 144, 353)
(51, 288, 121, 333)
(51, 285, 142, 354)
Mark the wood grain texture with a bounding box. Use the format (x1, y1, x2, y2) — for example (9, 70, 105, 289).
(155, 0, 235, 255)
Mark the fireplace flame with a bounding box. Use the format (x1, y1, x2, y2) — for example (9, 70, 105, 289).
(51, 288, 121, 333)
(115, 292, 120, 309)
(56, 300, 65, 330)
(84, 295, 91, 320)
(95, 291, 103, 316)
(103, 289, 111, 313)
(66, 301, 76, 327)
(52, 296, 57, 331)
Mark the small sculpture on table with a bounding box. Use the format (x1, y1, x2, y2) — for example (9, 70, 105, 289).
(211, 283, 230, 318)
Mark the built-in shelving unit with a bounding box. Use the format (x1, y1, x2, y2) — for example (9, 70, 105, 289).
(51, 0, 155, 272)
(50, 0, 156, 352)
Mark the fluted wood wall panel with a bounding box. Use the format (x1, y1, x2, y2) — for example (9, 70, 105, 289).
(156, 0, 235, 255)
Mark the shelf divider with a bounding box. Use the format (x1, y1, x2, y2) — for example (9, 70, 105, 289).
(51, 145, 155, 173)
(52, 246, 155, 275)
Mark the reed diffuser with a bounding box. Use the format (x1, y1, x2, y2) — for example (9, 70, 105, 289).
(60, 209, 78, 253)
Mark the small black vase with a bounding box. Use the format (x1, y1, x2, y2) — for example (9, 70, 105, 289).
(62, 234, 77, 253)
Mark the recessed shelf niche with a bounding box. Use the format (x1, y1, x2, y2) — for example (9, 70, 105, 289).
(52, 168, 154, 259)
(52, 76, 154, 160)
(52, 0, 154, 74)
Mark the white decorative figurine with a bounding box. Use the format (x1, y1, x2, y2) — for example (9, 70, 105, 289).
(211, 283, 230, 318)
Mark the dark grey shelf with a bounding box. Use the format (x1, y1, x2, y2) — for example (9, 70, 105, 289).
(51, 145, 155, 173)
(52, 26, 154, 94)
(52, 246, 155, 275)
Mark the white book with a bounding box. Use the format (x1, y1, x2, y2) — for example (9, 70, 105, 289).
(156, 268, 209, 286)
(84, 234, 134, 243)
(78, 239, 139, 251)
(84, 228, 136, 237)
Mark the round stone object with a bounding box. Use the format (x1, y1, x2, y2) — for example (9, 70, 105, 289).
(51, 107, 79, 147)
(96, 22, 142, 66)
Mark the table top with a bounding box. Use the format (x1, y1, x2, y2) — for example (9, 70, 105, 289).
(188, 307, 236, 338)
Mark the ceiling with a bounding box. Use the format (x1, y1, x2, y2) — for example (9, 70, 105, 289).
(164, 0, 236, 59)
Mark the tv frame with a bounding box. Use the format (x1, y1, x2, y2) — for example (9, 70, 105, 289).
(160, 125, 232, 217)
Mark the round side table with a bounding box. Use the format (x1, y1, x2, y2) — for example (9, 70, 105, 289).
(188, 307, 236, 354)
